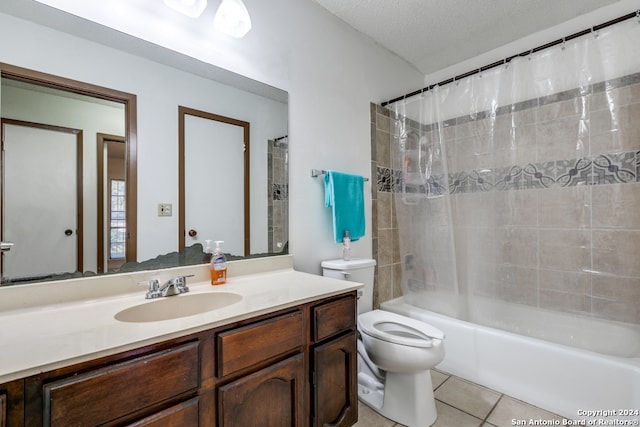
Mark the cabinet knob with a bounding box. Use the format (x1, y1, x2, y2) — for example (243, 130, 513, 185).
(188, 229, 197, 237)
(65, 229, 73, 236)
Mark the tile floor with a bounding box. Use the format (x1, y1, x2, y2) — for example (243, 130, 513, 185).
(353, 369, 565, 427)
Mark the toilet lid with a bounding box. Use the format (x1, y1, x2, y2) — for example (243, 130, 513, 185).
(358, 310, 445, 348)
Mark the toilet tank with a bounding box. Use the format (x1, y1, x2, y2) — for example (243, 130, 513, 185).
(321, 258, 376, 314)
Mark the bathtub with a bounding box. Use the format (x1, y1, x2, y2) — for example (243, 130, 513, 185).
(381, 297, 640, 421)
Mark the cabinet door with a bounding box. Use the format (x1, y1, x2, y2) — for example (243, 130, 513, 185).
(125, 398, 199, 427)
(0, 380, 24, 427)
(218, 354, 305, 427)
(312, 332, 357, 427)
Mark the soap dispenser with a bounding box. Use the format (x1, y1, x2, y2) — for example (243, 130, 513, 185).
(342, 230, 351, 261)
(210, 240, 227, 285)
(203, 239, 213, 263)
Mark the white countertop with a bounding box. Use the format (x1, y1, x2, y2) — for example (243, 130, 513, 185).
(0, 256, 362, 383)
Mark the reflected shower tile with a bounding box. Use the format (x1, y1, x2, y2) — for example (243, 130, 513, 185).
(376, 128, 391, 168)
(592, 183, 640, 229)
(377, 166, 394, 193)
(592, 152, 636, 184)
(538, 229, 591, 272)
(592, 230, 640, 277)
(377, 192, 393, 229)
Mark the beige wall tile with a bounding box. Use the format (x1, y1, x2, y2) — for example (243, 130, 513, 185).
(592, 275, 640, 323)
(495, 264, 538, 305)
(538, 186, 590, 229)
(592, 183, 640, 229)
(495, 227, 537, 268)
(536, 116, 589, 162)
(495, 189, 538, 227)
(592, 230, 640, 277)
(538, 229, 591, 272)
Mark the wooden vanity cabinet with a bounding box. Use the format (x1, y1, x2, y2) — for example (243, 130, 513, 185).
(18, 291, 358, 427)
(0, 379, 24, 427)
(310, 294, 358, 427)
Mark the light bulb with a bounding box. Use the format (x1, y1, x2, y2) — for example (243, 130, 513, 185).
(213, 0, 252, 38)
(164, 0, 207, 18)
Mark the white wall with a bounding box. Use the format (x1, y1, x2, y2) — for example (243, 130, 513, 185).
(0, 0, 423, 275)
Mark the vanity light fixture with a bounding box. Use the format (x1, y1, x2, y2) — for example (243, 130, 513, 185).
(164, 0, 208, 18)
(213, 0, 252, 38)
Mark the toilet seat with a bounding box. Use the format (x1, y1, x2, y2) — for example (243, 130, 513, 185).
(359, 310, 444, 348)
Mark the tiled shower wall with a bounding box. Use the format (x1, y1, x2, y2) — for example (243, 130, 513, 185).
(268, 138, 288, 253)
(370, 104, 402, 309)
(371, 72, 640, 324)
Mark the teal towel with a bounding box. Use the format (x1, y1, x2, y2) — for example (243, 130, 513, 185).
(324, 170, 365, 243)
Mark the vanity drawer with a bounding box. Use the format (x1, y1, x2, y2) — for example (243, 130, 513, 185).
(312, 295, 356, 342)
(217, 310, 304, 377)
(43, 341, 199, 427)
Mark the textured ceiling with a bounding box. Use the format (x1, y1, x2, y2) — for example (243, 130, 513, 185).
(312, 0, 621, 74)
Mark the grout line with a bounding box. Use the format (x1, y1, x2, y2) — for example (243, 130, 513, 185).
(482, 393, 505, 425)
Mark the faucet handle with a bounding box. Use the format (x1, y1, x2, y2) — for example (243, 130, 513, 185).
(138, 279, 161, 299)
(172, 274, 195, 293)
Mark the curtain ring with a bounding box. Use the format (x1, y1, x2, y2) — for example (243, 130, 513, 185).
(503, 58, 509, 69)
(527, 49, 533, 61)
(591, 27, 599, 38)
(636, 9, 639, 23)
(561, 37, 566, 50)
(478, 68, 482, 78)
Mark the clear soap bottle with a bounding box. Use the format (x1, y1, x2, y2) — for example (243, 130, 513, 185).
(210, 240, 227, 285)
(342, 230, 351, 261)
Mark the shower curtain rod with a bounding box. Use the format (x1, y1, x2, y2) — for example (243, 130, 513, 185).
(381, 10, 639, 107)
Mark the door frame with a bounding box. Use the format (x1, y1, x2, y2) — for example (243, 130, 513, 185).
(97, 133, 126, 274)
(1, 118, 84, 275)
(1, 62, 138, 267)
(178, 106, 250, 255)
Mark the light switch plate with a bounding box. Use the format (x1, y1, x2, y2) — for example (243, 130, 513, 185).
(158, 203, 172, 217)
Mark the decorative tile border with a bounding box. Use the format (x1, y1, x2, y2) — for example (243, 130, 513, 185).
(272, 183, 289, 200)
(378, 150, 639, 194)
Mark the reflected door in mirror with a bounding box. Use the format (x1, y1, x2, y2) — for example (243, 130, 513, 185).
(1, 120, 82, 282)
(180, 107, 250, 256)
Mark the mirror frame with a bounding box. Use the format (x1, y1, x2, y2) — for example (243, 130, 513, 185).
(0, 62, 138, 270)
(178, 106, 250, 255)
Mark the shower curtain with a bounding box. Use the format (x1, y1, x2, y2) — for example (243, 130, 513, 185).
(389, 18, 640, 345)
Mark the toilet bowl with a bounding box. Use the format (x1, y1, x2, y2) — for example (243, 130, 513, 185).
(358, 309, 444, 427)
(358, 309, 444, 373)
(321, 259, 446, 427)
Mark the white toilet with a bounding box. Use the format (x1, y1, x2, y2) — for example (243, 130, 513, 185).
(322, 258, 445, 427)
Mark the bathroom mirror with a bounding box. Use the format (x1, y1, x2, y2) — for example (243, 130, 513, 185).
(0, 53, 288, 285)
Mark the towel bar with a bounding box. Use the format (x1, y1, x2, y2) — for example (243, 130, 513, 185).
(311, 169, 369, 181)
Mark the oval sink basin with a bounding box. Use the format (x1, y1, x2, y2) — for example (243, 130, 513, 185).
(115, 292, 242, 323)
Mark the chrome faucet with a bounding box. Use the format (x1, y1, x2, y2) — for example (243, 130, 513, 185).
(141, 275, 194, 299)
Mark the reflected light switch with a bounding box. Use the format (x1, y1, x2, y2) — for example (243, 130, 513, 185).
(158, 203, 173, 217)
